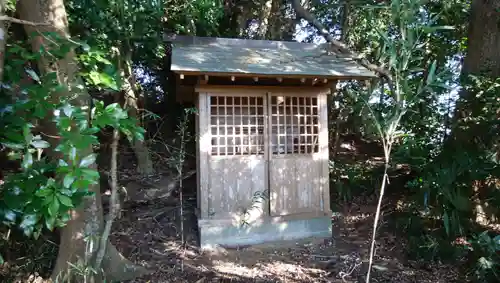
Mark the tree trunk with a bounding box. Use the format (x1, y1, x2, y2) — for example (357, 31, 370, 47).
(257, 0, 273, 39)
(340, 0, 351, 42)
(17, 0, 147, 281)
(454, 0, 500, 119)
(121, 51, 154, 176)
(265, 0, 282, 40)
(448, 0, 500, 225)
(449, 0, 500, 151)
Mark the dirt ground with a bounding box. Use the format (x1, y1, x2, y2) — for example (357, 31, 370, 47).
(0, 140, 466, 283)
(111, 194, 462, 283)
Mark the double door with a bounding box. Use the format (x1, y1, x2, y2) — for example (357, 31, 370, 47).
(198, 88, 329, 220)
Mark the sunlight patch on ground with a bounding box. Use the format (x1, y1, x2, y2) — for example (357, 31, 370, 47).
(208, 260, 327, 282)
(343, 213, 371, 223)
(162, 240, 198, 258)
(257, 261, 326, 280)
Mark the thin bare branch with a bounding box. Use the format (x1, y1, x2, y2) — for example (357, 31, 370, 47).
(289, 0, 392, 81)
(0, 15, 52, 26)
(94, 129, 120, 271)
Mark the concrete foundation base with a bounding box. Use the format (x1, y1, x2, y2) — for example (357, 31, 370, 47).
(198, 214, 332, 249)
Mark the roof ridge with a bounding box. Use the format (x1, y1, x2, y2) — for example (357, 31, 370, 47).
(164, 34, 324, 50)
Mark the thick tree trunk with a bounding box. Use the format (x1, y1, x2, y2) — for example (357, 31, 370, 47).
(449, 0, 500, 152)
(453, 0, 500, 125)
(17, 0, 147, 281)
(449, 0, 500, 225)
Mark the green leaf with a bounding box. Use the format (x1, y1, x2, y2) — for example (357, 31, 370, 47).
(62, 104, 74, 118)
(426, 60, 437, 85)
(33, 224, 42, 240)
(1, 142, 25, 149)
(48, 197, 60, 216)
(105, 103, 120, 112)
(79, 154, 96, 168)
(74, 135, 99, 149)
(55, 212, 71, 228)
(35, 188, 54, 197)
(477, 257, 494, 269)
(63, 174, 76, 188)
(422, 26, 455, 33)
(99, 73, 118, 91)
(22, 152, 34, 169)
(89, 70, 101, 85)
(58, 159, 69, 167)
(23, 124, 33, 144)
(26, 69, 40, 82)
(57, 194, 73, 207)
(19, 214, 38, 234)
(5, 132, 24, 143)
(493, 235, 500, 251)
(81, 43, 91, 52)
(81, 127, 100, 135)
(443, 211, 450, 236)
(0, 253, 4, 265)
(31, 140, 50, 149)
(45, 216, 56, 231)
(42, 194, 54, 206)
(69, 147, 77, 163)
(80, 168, 100, 179)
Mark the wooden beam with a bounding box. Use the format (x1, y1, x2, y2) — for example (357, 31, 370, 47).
(195, 85, 332, 96)
(171, 70, 374, 81)
(198, 75, 208, 85)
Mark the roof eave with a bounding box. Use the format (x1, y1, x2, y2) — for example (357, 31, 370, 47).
(170, 69, 377, 80)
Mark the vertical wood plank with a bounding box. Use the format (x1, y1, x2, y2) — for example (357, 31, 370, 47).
(195, 93, 200, 212)
(251, 158, 268, 217)
(267, 92, 274, 214)
(318, 92, 331, 212)
(296, 158, 310, 210)
(199, 92, 211, 218)
(209, 158, 225, 216)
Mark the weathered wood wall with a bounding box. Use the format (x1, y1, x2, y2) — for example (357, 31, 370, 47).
(196, 86, 330, 222)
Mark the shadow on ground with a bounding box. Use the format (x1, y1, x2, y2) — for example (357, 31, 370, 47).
(112, 196, 461, 283)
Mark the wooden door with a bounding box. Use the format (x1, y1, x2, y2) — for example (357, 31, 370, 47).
(267, 92, 330, 216)
(206, 93, 269, 221)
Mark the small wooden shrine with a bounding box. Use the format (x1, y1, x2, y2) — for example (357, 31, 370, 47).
(165, 35, 375, 248)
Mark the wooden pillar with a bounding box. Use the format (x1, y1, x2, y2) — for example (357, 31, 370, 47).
(318, 87, 332, 213)
(197, 92, 210, 218)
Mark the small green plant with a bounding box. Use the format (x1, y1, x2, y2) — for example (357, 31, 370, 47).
(469, 231, 500, 281)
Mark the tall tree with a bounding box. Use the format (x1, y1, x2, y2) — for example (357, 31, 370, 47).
(16, 0, 146, 281)
(453, 0, 500, 133)
(447, 0, 500, 225)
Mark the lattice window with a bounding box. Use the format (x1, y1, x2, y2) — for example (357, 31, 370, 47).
(210, 96, 265, 156)
(270, 96, 319, 155)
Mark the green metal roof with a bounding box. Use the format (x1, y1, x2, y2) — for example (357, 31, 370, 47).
(167, 36, 376, 79)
